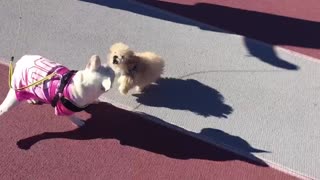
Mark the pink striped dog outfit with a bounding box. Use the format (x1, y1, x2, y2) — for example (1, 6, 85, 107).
(11, 55, 75, 116)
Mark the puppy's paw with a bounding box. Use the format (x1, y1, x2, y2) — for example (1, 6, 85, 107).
(135, 86, 145, 93)
(120, 89, 128, 95)
(119, 86, 129, 95)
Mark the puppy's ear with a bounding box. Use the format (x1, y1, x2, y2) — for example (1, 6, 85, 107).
(86, 55, 101, 71)
(110, 42, 129, 52)
(102, 78, 112, 92)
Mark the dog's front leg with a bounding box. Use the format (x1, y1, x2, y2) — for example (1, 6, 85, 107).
(68, 114, 85, 127)
(0, 89, 19, 116)
(118, 75, 134, 95)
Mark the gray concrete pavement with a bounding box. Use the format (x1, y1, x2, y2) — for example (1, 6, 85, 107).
(0, 0, 319, 179)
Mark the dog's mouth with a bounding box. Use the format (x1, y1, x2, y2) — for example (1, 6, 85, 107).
(113, 59, 118, 64)
(113, 55, 119, 64)
(113, 55, 125, 64)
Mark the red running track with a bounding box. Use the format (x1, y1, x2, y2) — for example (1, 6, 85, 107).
(136, 0, 320, 59)
(0, 63, 298, 179)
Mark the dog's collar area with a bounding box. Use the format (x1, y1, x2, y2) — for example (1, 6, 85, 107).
(60, 96, 87, 112)
(51, 70, 87, 112)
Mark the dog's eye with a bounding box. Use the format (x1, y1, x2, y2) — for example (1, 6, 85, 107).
(121, 56, 124, 58)
(113, 55, 118, 60)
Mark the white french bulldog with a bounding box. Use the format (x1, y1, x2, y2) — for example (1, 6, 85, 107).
(0, 54, 114, 127)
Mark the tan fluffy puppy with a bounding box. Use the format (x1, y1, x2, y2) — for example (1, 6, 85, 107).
(108, 42, 164, 95)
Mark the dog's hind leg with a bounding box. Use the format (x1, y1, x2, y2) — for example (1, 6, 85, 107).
(0, 89, 19, 116)
(135, 83, 149, 93)
(135, 86, 144, 93)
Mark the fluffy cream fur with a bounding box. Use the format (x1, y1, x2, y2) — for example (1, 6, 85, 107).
(108, 42, 164, 95)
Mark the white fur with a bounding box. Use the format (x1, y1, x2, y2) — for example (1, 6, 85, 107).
(0, 55, 114, 127)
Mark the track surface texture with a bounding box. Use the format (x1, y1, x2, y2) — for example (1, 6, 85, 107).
(0, 64, 296, 179)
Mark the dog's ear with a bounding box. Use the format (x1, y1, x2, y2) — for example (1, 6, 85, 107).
(102, 78, 112, 92)
(110, 42, 129, 52)
(86, 55, 101, 71)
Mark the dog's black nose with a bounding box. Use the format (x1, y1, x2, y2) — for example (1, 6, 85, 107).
(113, 56, 118, 64)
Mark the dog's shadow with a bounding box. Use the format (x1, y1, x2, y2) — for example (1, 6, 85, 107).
(16, 102, 267, 166)
(134, 78, 233, 118)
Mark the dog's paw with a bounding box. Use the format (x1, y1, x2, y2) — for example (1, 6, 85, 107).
(120, 91, 127, 95)
(119, 86, 129, 95)
(119, 89, 129, 95)
(135, 86, 144, 93)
